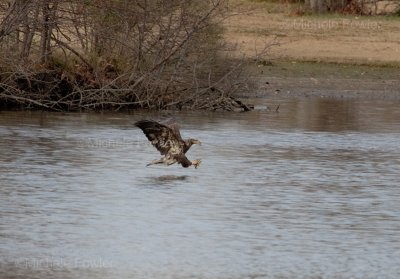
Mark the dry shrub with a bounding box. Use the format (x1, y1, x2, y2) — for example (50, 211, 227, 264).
(0, 0, 250, 111)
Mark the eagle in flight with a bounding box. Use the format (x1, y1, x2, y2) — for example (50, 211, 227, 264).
(135, 119, 201, 168)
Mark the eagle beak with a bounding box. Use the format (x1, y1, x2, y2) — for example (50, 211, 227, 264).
(196, 140, 202, 146)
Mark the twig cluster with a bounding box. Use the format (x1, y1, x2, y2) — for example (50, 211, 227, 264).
(0, 0, 252, 111)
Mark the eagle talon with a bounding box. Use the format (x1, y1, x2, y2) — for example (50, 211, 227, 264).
(192, 159, 201, 169)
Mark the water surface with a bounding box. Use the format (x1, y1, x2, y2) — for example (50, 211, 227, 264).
(1, 98, 400, 279)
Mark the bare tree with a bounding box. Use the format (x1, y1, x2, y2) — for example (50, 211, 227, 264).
(0, 0, 250, 111)
(0, 0, 31, 41)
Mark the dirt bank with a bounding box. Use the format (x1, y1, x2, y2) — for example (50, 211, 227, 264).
(237, 61, 400, 100)
(225, 1, 400, 100)
(226, 0, 400, 65)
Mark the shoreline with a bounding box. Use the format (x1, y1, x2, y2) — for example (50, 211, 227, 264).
(1, 59, 399, 112)
(237, 60, 400, 101)
(224, 0, 400, 102)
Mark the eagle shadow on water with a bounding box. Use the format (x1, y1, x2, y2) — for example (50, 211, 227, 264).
(135, 119, 201, 168)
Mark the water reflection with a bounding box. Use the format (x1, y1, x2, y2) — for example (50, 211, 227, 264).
(1, 98, 400, 279)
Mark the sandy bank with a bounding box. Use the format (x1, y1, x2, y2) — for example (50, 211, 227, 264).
(225, 0, 400, 66)
(225, 1, 400, 100)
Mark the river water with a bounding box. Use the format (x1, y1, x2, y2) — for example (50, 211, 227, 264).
(1, 98, 400, 279)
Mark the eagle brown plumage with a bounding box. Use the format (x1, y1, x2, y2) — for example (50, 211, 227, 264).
(135, 119, 201, 168)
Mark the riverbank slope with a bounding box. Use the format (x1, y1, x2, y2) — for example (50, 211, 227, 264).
(225, 0, 400, 100)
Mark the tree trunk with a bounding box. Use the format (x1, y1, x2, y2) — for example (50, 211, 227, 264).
(21, 4, 40, 58)
(40, 0, 57, 64)
(0, 0, 32, 42)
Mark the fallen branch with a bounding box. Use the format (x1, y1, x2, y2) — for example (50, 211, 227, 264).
(0, 92, 51, 109)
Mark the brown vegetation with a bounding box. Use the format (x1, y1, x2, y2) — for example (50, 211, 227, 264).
(0, 0, 251, 111)
(225, 0, 400, 66)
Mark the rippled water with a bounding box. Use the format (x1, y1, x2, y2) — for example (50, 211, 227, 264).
(1, 98, 400, 279)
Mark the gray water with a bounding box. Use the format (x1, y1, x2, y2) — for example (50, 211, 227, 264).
(1, 98, 400, 279)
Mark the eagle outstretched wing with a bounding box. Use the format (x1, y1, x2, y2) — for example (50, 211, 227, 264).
(135, 119, 183, 156)
(159, 118, 183, 142)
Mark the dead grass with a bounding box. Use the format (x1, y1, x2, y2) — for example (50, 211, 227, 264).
(225, 0, 400, 66)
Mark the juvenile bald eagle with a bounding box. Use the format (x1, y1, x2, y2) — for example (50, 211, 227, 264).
(135, 119, 201, 168)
